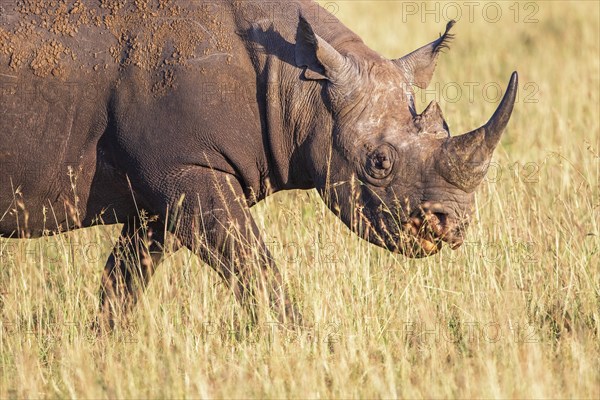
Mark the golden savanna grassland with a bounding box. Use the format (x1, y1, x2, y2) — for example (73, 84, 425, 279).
(0, 1, 598, 398)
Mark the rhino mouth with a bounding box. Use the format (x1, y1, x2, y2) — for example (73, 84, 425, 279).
(414, 236, 444, 256)
(360, 195, 464, 258)
(371, 213, 444, 258)
(397, 230, 444, 258)
(380, 209, 464, 258)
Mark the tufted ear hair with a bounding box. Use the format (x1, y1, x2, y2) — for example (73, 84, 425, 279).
(295, 13, 349, 82)
(393, 20, 455, 89)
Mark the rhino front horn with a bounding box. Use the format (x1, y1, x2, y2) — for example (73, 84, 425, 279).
(437, 72, 518, 192)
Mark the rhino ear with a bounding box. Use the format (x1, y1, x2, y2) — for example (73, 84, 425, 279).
(393, 20, 455, 89)
(295, 14, 348, 81)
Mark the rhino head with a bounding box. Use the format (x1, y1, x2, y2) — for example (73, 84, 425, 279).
(296, 17, 518, 257)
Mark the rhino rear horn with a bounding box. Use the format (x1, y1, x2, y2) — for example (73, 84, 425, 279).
(437, 72, 519, 191)
(393, 20, 455, 89)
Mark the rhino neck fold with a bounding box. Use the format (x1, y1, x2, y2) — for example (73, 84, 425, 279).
(258, 59, 333, 195)
(231, 0, 356, 201)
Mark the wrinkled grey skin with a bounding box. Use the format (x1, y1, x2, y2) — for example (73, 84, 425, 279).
(0, 0, 517, 326)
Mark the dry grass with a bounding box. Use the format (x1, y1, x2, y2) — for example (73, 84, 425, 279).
(1, 1, 599, 398)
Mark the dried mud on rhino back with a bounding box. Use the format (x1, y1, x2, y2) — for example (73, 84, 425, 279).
(0, 0, 234, 93)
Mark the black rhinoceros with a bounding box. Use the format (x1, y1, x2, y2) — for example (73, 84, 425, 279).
(0, 0, 517, 325)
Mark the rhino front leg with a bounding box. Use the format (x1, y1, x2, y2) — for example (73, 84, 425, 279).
(97, 218, 165, 329)
(168, 170, 301, 325)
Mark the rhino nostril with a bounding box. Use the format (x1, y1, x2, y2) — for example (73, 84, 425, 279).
(408, 209, 464, 250)
(422, 212, 447, 237)
(432, 212, 447, 228)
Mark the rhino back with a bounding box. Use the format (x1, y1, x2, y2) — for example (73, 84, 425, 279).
(0, 0, 247, 236)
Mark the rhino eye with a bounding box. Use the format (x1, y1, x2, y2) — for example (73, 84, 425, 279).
(366, 145, 395, 179)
